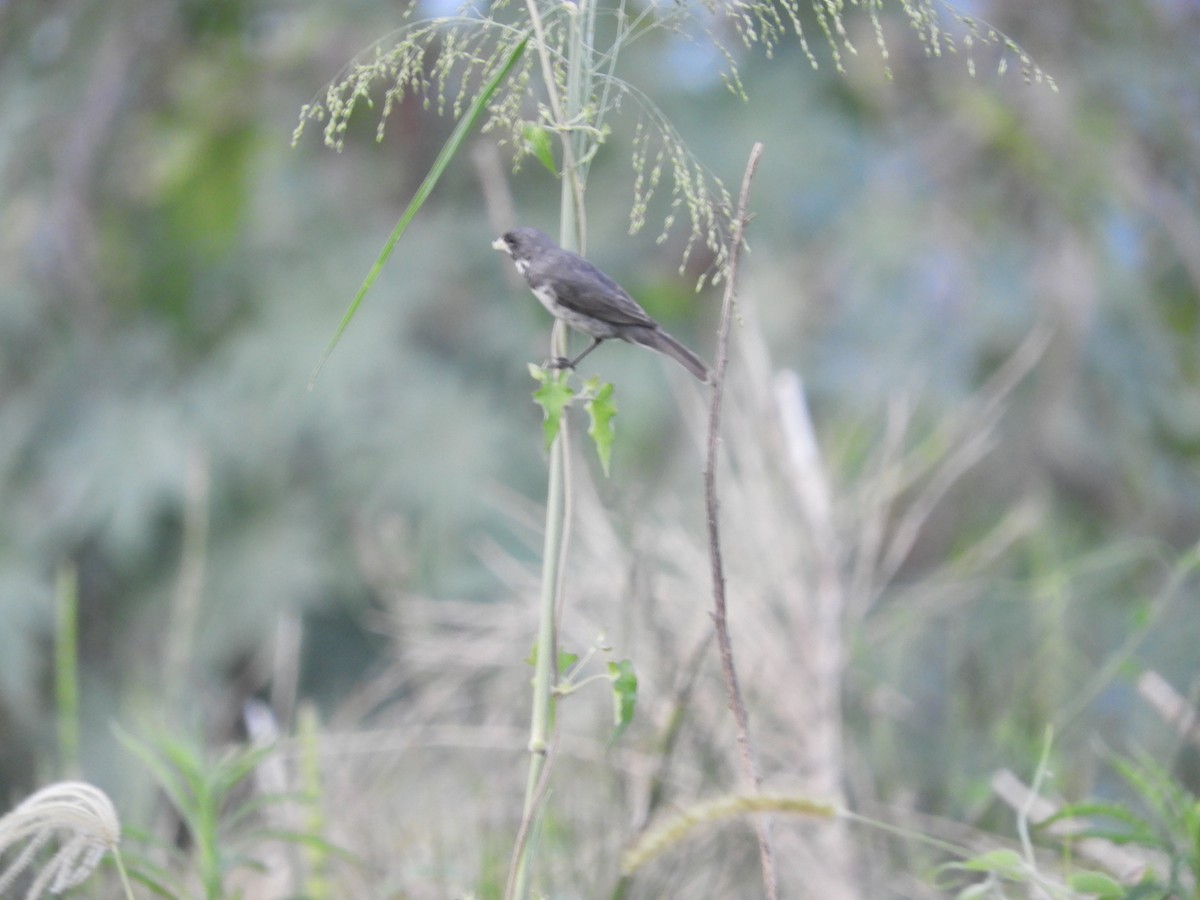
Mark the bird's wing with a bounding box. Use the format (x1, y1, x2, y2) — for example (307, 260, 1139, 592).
(542, 253, 658, 327)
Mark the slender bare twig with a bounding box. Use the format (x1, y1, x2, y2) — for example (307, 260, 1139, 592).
(704, 142, 776, 900)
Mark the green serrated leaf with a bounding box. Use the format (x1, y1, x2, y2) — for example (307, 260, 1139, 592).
(608, 659, 637, 737)
(584, 379, 617, 476)
(522, 122, 557, 175)
(532, 375, 575, 450)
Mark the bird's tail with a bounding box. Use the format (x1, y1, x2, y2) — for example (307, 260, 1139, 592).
(629, 327, 711, 383)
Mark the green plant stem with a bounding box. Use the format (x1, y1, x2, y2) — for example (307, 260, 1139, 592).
(298, 702, 330, 900)
(562, 6, 586, 248)
(528, 371, 566, 769)
(509, 1, 594, 895)
(112, 850, 137, 900)
(522, 0, 586, 251)
(54, 563, 80, 778)
(508, 322, 571, 900)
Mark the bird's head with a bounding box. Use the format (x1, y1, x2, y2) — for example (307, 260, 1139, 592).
(492, 227, 557, 273)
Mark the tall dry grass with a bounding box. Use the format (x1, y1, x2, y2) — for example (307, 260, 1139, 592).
(276, 283, 1053, 897)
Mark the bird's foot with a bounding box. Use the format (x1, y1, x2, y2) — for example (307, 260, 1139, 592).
(544, 356, 575, 371)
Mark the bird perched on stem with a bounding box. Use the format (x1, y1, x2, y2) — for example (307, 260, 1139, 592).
(493, 227, 711, 383)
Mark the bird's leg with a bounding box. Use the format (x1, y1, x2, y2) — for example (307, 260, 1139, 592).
(548, 337, 603, 371)
(566, 337, 604, 368)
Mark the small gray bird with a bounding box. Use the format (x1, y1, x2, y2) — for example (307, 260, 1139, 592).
(493, 227, 711, 383)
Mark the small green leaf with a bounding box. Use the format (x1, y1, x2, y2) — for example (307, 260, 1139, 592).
(1067, 871, 1124, 898)
(584, 378, 617, 476)
(532, 373, 575, 450)
(957, 849, 1026, 878)
(608, 659, 637, 737)
(522, 122, 557, 175)
(526, 644, 580, 676)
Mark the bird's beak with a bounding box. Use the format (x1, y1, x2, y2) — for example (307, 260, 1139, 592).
(491, 237, 507, 253)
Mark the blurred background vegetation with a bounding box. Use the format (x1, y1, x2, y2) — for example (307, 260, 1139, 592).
(0, 0, 1197, 896)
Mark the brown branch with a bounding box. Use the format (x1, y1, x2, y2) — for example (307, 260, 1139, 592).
(704, 142, 776, 900)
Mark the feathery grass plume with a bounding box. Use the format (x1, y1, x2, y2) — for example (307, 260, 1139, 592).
(294, 0, 1051, 287)
(0, 781, 128, 900)
(621, 793, 838, 874)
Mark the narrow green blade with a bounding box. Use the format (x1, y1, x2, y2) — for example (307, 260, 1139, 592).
(308, 35, 529, 388)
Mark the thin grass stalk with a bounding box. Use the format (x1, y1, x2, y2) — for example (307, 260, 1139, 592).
(298, 703, 330, 900)
(164, 451, 210, 715)
(54, 564, 80, 779)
